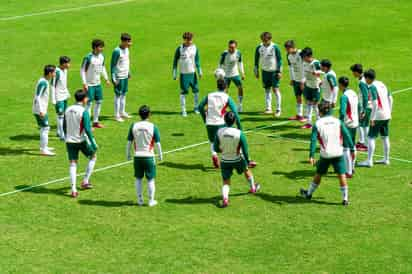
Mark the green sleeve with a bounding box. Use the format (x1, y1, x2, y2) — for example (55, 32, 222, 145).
(274, 44, 282, 71)
(254, 45, 260, 69)
(313, 61, 321, 70)
(339, 95, 348, 122)
(238, 51, 242, 63)
(198, 95, 208, 122)
(153, 126, 160, 143)
(54, 70, 61, 88)
(309, 124, 318, 158)
(36, 81, 47, 96)
(195, 48, 201, 74)
(341, 121, 354, 151)
(369, 85, 378, 100)
(111, 49, 120, 81)
(359, 81, 369, 110)
(127, 123, 134, 141)
(81, 55, 91, 71)
(228, 98, 242, 130)
(326, 74, 337, 88)
(240, 132, 250, 163)
(172, 47, 180, 70)
(213, 133, 221, 153)
(83, 111, 96, 148)
(219, 52, 226, 66)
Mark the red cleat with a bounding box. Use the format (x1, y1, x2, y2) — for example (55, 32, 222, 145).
(288, 115, 299, 121)
(71, 191, 79, 198)
(345, 173, 353, 179)
(249, 183, 261, 194)
(93, 122, 104, 128)
(212, 155, 220, 168)
(81, 181, 93, 189)
(356, 144, 368, 152)
(301, 123, 312, 129)
(222, 198, 229, 208)
(248, 161, 257, 168)
(298, 116, 307, 122)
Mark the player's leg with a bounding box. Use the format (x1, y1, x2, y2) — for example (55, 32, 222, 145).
(93, 85, 104, 128)
(244, 168, 260, 193)
(301, 87, 313, 129)
(262, 71, 273, 114)
(191, 74, 200, 114)
(120, 79, 130, 118)
(86, 86, 94, 114)
(207, 125, 220, 168)
(343, 148, 352, 178)
(55, 101, 65, 140)
(289, 82, 303, 120)
(221, 162, 233, 207)
(301, 158, 328, 199)
(224, 77, 231, 93)
(376, 120, 390, 165)
(81, 142, 97, 189)
(114, 82, 122, 122)
(272, 74, 281, 117)
(233, 76, 244, 112)
(357, 108, 371, 151)
(67, 143, 80, 197)
(179, 74, 189, 117)
(331, 156, 349, 205)
(338, 174, 349, 205)
(358, 121, 378, 167)
(134, 157, 145, 205)
(35, 114, 54, 156)
(145, 157, 157, 206)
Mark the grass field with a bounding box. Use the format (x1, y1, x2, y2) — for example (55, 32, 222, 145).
(1, 0, 412, 273)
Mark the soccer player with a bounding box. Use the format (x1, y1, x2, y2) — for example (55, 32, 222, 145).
(198, 79, 242, 168)
(338, 76, 359, 178)
(350, 64, 370, 151)
(320, 59, 338, 107)
(51, 56, 71, 141)
(81, 39, 111, 128)
(32, 65, 56, 156)
(214, 112, 260, 208)
(111, 33, 132, 122)
(254, 32, 283, 117)
(172, 32, 202, 117)
(284, 40, 305, 121)
(219, 40, 245, 112)
(300, 101, 355, 206)
(64, 90, 98, 198)
(357, 69, 393, 167)
(301, 47, 322, 129)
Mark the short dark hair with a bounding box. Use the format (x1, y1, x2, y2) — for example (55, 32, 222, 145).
(44, 65, 56, 76)
(284, 40, 295, 48)
(59, 56, 71, 65)
(121, 33, 131, 41)
(318, 101, 331, 115)
(92, 39, 105, 49)
(364, 69, 376, 80)
(350, 63, 363, 74)
(217, 79, 227, 90)
(224, 112, 236, 127)
(228, 40, 237, 45)
(260, 32, 272, 40)
(139, 105, 151, 120)
(300, 47, 313, 58)
(74, 89, 87, 102)
(182, 32, 193, 40)
(338, 76, 350, 87)
(320, 59, 332, 68)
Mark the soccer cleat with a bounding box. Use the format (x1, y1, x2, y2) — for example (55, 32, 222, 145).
(121, 112, 131, 119)
(137, 198, 144, 206)
(193, 107, 200, 114)
(375, 159, 390, 165)
(249, 183, 261, 194)
(81, 181, 93, 189)
(181, 111, 188, 117)
(148, 200, 158, 207)
(238, 105, 243, 113)
(357, 160, 373, 168)
(288, 115, 299, 121)
(298, 116, 307, 122)
(71, 191, 79, 198)
(356, 143, 368, 151)
(345, 173, 353, 179)
(115, 116, 124, 122)
(212, 155, 220, 168)
(342, 200, 349, 206)
(274, 110, 281, 118)
(93, 122, 104, 128)
(45, 147, 55, 151)
(300, 189, 312, 200)
(222, 198, 229, 208)
(41, 149, 56, 156)
(264, 109, 273, 114)
(301, 123, 312, 129)
(248, 161, 257, 168)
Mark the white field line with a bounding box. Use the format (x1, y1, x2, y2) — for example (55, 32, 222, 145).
(0, 0, 136, 21)
(0, 86, 410, 197)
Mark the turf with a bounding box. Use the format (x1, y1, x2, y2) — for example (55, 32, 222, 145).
(0, 0, 411, 273)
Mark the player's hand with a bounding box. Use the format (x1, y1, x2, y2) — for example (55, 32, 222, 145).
(276, 72, 282, 79)
(82, 83, 88, 91)
(39, 112, 45, 118)
(300, 82, 305, 91)
(241, 74, 245, 80)
(198, 73, 202, 79)
(105, 80, 111, 86)
(370, 120, 375, 127)
(309, 158, 316, 165)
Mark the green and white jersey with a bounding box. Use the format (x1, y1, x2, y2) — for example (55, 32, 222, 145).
(287, 49, 304, 82)
(369, 80, 392, 121)
(32, 77, 50, 114)
(215, 127, 249, 163)
(254, 42, 282, 72)
(111, 47, 130, 81)
(51, 67, 70, 103)
(358, 76, 372, 111)
(127, 121, 160, 157)
(321, 70, 338, 103)
(311, 116, 345, 159)
(64, 103, 96, 146)
(81, 52, 109, 86)
(339, 89, 359, 129)
(219, 50, 244, 78)
(303, 59, 321, 89)
(173, 44, 201, 75)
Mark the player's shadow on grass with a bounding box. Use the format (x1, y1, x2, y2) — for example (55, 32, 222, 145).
(143, 110, 182, 116)
(272, 169, 314, 180)
(14, 185, 71, 197)
(255, 193, 341, 206)
(161, 161, 215, 172)
(78, 199, 136, 207)
(165, 193, 247, 207)
(9, 134, 39, 141)
(0, 146, 38, 156)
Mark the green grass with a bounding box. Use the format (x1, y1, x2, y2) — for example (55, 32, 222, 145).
(1, 0, 412, 273)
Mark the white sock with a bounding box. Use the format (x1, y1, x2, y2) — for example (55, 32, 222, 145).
(222, 184, 230, 200)
(114, 95, 120, 117)
(120, 95, 126, 114)
(382, 136, 390, 161)
(93, 102, 102, 123)
(70, 162, 77, 192)
(314, 105, 320, 120)
(358, 127, 365, 144)
(40, 127, 49, 150)
(352, 150, 357, 170)
(247, 176, 255, 189)
(180, 94, 186, 112)
(194, 93, 199, 108)
(148, 179, 155, 202)
(84, 157, 96, 183)
(340, 185, 348, 201)
(297, 103, 303, 117)
(307, 182, 318, 195)
(344, 148, 352, 175)
(368, 138, 376, 164)
(57, 115, 64, 137)
(210, 143, 216, 156)
(135, 178, 143, 202)
(265, 89, 272, 110)
(238, 95, 243, 105)
(306, 105, 313, 124)
(274, 90, 281, 111)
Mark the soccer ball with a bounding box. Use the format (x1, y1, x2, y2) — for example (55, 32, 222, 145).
(214, 68, 226, 80)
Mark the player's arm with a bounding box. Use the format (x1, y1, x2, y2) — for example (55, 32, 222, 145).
(238, 52, 245, 78)
(239, 132, 250, 164)
(82, 110, 97, 150)
(309, 124, 318, 164)
(111, 49, 120, 84)
(274, 44, 282, 74)
(195, 48, 202, 77)
(213, 134, 221, 153)
(172, 47, 180, 79)
(312, 61, 322, 77)
(101, 56, 110, 84)
(287, 54, 295, 82)
(80, 55, 90, 89)
(327, 74, 338, 104)
(35, 82, 48, 115)
(388, 90, 393, 114)
(339, 95, 348, 122)
(219, 52, 226, 69)
(341, 121, 355, 152)
(359, 82, 369, 113)
(369, 85, 378, 122)
(51, 70, 60, 104)
(126, 124, 134, 160)
(228, 98, 242, 130)
(254, 45, 260, 78)
(154, 126, 163, 161)
(198, 96, 208, 123)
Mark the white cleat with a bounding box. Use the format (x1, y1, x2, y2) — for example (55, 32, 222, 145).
(274, 110, 281, 117)
(375, 159, 390, 165)
(264, 109, 273, 114)
(121, 112, 131, 119)
(137, 199, 144, 206)
(182, 111, 188, 117)
(41, 149, 56, 156)
(357, 160, 373, 168)
(115, 116, 124, 122)
(45, 147, 55, 151)
(148, 200, 158, 207)
(193, 107, 200, 114)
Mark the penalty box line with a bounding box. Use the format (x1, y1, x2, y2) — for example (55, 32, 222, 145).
(0, 87, 411, 197)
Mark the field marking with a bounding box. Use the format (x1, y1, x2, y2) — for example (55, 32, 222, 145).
(0, 0, 136, 21)
(0, 86, 410, 197)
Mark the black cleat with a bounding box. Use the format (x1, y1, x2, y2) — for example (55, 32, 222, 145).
(300, 189, 312, 200)
(342, 200, 349, 206)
